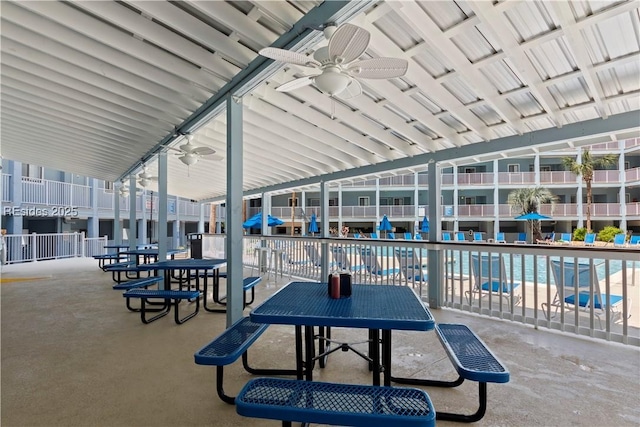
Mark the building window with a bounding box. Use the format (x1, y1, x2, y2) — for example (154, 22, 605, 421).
(308, 198, 320, 207)
(508, 164, 520, 173)
(104, 181, 113, 190)
(359, 196, 370, 206)
(22, 163, 43, 179)
(288, 198, 299, 207)
(540, 166, 551, 172)
(464, 167, 476, 173)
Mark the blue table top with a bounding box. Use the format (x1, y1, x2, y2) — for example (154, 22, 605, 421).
(104, 244, 129, 249)
(251, 282, 434, 331)
(120, 248, 187, 256)
(137, 258, 226, 270)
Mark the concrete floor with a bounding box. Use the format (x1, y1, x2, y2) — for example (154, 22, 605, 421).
(1, 257, 639, 427)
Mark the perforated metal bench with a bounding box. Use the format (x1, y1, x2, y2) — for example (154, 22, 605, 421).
(206, 276, 262, 313)
(392, 323, 509, 423)
(194, 317, 296, 404)
(93, 253, 126, 270)
(123, 289, 201, 324)
(104, 262, 150, 283)
(113, 277, 164, 312)
(236, 377, 436, 427)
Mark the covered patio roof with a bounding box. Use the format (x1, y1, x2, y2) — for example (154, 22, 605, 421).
(2, 0, 639, 201)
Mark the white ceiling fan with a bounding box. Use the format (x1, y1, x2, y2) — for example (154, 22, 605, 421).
(169, 134, 223, 166)
(137, 166, 158, 188)
(259, 23, 408, 99)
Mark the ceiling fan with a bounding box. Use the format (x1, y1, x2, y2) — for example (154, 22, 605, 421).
(118, 181, 142, 197)
(259, 23, 408, 99)
(137, 167, 158, 188)
(169, 134, 223, 166)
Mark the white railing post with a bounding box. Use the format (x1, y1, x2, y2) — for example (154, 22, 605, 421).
(79, 232, 84, 257)
(31, 233, 37, 262)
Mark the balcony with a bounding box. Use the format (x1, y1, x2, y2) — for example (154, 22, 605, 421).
(0, 177, 202, 219)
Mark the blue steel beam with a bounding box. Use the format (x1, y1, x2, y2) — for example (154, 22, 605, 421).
(117, 1, 374, 182)
(203, 110, 640, 202)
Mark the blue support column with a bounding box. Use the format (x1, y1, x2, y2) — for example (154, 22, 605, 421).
(226, 94, 244, 326)
(158, 152, 168, 271)
(427, 162, 441, 308)
(320, 181, 329, 280)
(87, 178, 99, 238)
(6, 161, 23, 234)
(128, 176, 137, 250)
(114, 184, 121, 245)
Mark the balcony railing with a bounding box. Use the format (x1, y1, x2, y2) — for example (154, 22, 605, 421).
(21, 177, 92, 208)
(625, 167, 640, 183)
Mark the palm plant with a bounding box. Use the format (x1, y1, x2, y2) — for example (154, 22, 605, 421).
(508, 187, 557, 242)
(562, 150, 618, 232)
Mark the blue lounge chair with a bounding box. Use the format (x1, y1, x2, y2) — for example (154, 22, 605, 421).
(515, 232, 527, 244)
(404, 232, 413, 240)
(613, 233, 626, 247)
(387, 232, 396, 239)
(414, 234, 423, 240)
(455, 232, 466, 241)
(394, 248, 428, 284)
(473, 232, 484, 243)
(469, 254, 521, 306)
(630, 235, 640, 247)
(584, 233, 596, 246)
(354, 233, 361, 239)
(544, 260, 629, 328)
(559, 233, 572, 244)
(370, 232, 379, 239)
(442, 232, 452, 241)
(358, 247, 400, 280)
(495, 232, 506, 243)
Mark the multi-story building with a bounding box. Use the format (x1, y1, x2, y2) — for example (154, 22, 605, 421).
(242, 140, 640, 241)
(1, 159, 202, 247)
(4, 139, 639, 244)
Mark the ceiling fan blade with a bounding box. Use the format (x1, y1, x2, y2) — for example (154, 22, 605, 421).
(328, 23, 370, 64)
(347, 58, 408, 79)
(276, 76, 314, 92)
(259, 47, 321, 68)
(192, 147, 216, 156)
(205, 154, 224, 161)
(336, 79, 362, 99)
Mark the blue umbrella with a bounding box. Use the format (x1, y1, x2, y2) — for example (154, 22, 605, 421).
(421, 216, 429, 233)
(379, 215, 393, 238)
(514, 212, 551, 221)
(242, 212, 284, 229)
(515, 212, 551, 243)
(308, 213, 319, 236)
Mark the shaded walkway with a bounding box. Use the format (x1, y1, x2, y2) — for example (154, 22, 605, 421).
(1, 258, 639, 426)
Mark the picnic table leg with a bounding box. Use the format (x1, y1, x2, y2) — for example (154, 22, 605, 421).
(370, 329, 380, 386)
(295, 325, 304, 380)
(203, 269, 227, 313)
(382, 329, 392, 387)
(304, 325, 315, 381)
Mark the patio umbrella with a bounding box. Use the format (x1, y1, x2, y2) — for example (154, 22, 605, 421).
(514, 212, 551, 243)
(379, 215, 393, 238)
(420, 216, 429, 234)
(308, 213, 319, 236)
(242, 212, 284, 229)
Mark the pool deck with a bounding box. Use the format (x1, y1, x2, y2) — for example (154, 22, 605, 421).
(1, 257, 639, 426)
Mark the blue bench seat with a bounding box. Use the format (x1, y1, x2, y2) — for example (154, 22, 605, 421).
(206, 276, 262, 313)
(391, 323, 509, 423)
(104, 262, 150, 283)
(93, 253, 127, 270)
(113, 277, 164, 312)
(236, 377, 436, 427)
(194, 317, 296, 404)
(123, 289, 201, 324)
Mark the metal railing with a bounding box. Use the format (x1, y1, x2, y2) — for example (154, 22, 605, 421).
(201, 234, 638, 347)
(1, 233, 107, 264)
(2, 174, 11, 202)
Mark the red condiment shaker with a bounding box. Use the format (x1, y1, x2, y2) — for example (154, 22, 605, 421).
(330, 273, 340, 299)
